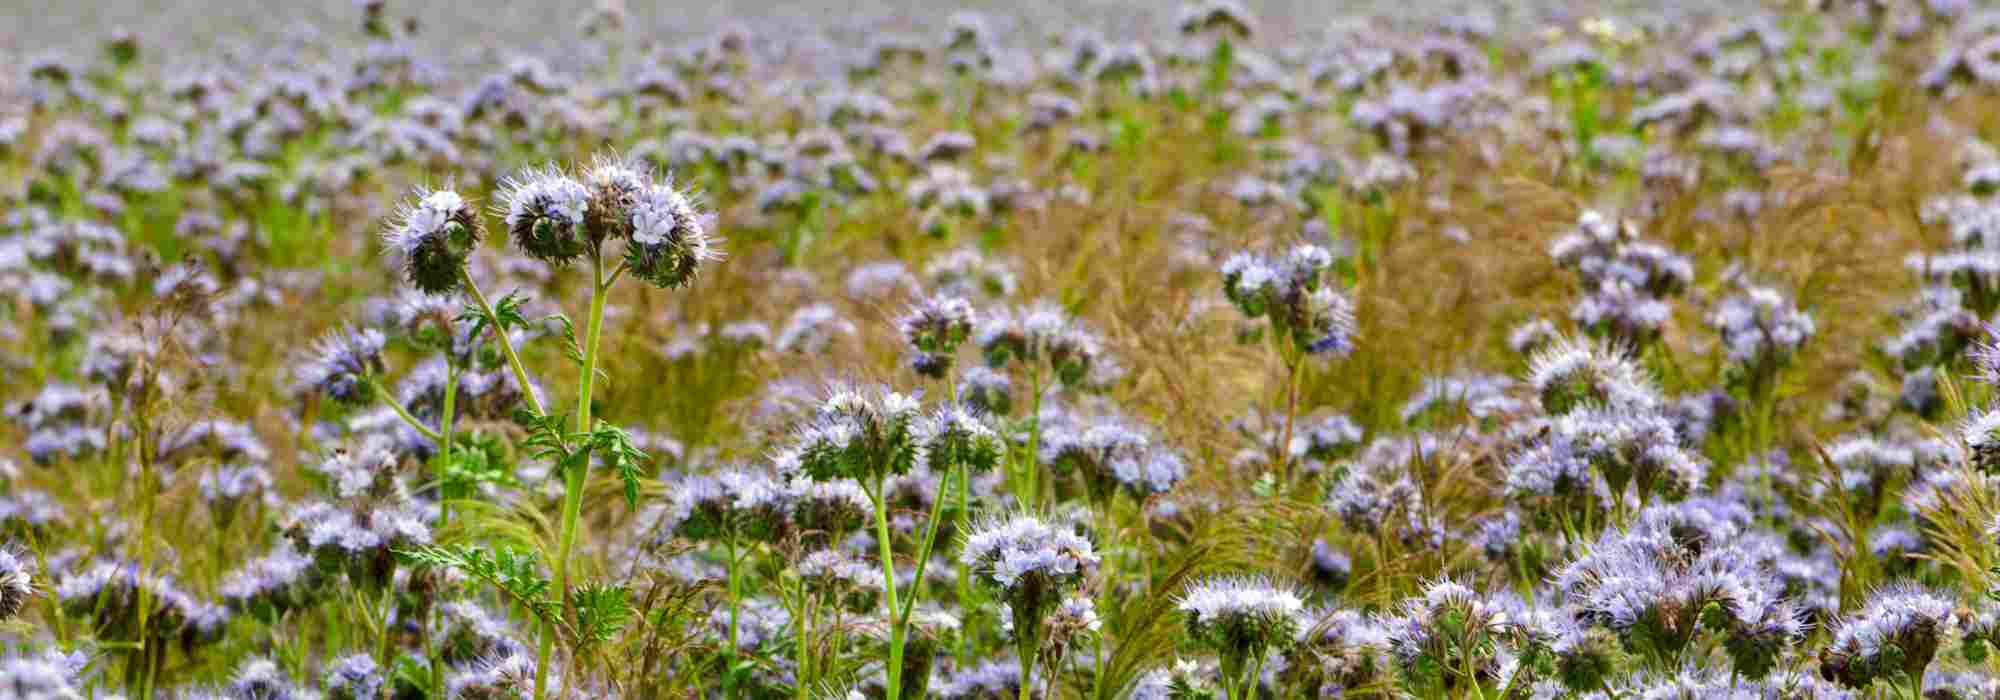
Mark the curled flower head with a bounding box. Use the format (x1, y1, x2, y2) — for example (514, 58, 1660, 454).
(583, 155, 650, 245)
(901, 294, 977, 378)
(623, 179, 721, 289)
(1971, 409, 2000, 475)
(0, 546, 31, 621)
(958, 366, 1013, 415)
(499, 167, 590, 265)
(1710, 284, 1815, 380)
(784, 478, 871, 546)
(0, 648, 87, 698)
(1820, 582, 1958, 691)
(976, 302, 1111, 386)
(1281, 607, 1388, 694)
(1179, 0, 1256, 39)
(230, 657, 304, 700)
(962, 511, 1098, 671)
(384, 187, 481, 294)
(1179, 575, 1307, 683)
(914, 404, 1003, 474)
(962, 512, 1098, 602)
(797, 549, 887, 612)
(1219, 244, 1355, 356)
(447, 652, 545, 699)
(218, 547, 318, 622)
(1527, 334, 1658, 414)
(670, 468, 789, 543)
(792, 385, 924, 483)
(323, 653, 384, 700)
(1379, 579, 1511, 695)
(1041, 411, 1184, 502)
(295, 327, 387, 405)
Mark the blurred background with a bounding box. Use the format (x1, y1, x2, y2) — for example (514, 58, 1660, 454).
(2, 0, 1752, 56)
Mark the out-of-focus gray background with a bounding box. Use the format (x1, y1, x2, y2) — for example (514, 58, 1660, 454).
(1, 0, 1753, 56)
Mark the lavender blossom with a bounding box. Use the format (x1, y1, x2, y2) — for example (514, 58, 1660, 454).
(1820, 583, 1958, 691)
(295, 327, 387, 405)
(383, 187, 481, 294)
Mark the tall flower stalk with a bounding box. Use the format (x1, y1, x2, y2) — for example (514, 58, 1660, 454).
(362, 158, 723, 700)
(1219, 243, 1356, 484)
(792, 386, 1001, 700)
(961, 512, 1099, 700)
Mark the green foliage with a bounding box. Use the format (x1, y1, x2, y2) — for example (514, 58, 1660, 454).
(399, 544, 558, 627)
(584, 422, 650, 510)
(572, 582, 635, 649)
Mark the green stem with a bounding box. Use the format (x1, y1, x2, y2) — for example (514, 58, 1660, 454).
(438, 359, 459, 527)
(954, 458, 975, 666)
(1278, 350, 1306, 484)
(1017, 629, 1036, 700)
(536, 255, 610, 700)
(376, 584, 395, 672)
(371, 379, 443, 442)
(871, 486, 905, 700)
(428, 597, 446, 700)
(726, 536, 742, 700)
(462, 269, 548, 418)
(898, 465, 958, 627)
(134, 410, 157, 700)
(1022, 364, 1044, 510)
(795, 577, 812, 700)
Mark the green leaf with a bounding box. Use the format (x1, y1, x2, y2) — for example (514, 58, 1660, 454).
(588, 421, 650, 510)
(440, 435, 517, 496)
(542, 312, 587, 366)
(398, 544, 559, 629)
(573, 581, 634, 647)
(492, 291, 533, 330)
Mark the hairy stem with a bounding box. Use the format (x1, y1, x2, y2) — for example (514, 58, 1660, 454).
(134, 407, 157, 700)
(462, 269, 548, 418)
(795, 577, 812, 700)
(898, 465, 958, 628)
(1016, 628, 1036, 700)
(438, 359, 459, 526)
(1022, 364, 1044, 510)
(538, 254, 610, 700)
(726, 535, 742, 699)
(871, 486, 905, 700)
(376, 584, 395, 672)
(371, 379, 442, 442)
(1277, 351, 1305, 484)
(955, 458, 974, 665)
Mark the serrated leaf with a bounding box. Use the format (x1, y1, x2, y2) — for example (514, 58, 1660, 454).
(573, 581, 634, 647)
(587, 421, 650, 510)
(543, 312, 586, 366)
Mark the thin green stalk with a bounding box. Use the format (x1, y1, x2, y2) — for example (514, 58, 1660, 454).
(1016, 630, 1036, 700)
(371, 379, 442, 442)
(871, 486, 905, 700)
(134, 409, 157, 700)
(1022, 364, 1044, 510)
(726, 535, 742, 699)
(376, 584, 395, 672)
(428, 598, 446, 700)
(438, 359, 459, 526)
(1276, 348, 1304, 484)
(954, 457, 974, 665)
(538, 254, 611, 700)
(1460, 636, 1486, 700)
(795, 577, 812, 700)
(462, 269, 548, 418)
(897, 466, 958, 628)
(948, 374, 974, 664)
(25, 530, 66, 646)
